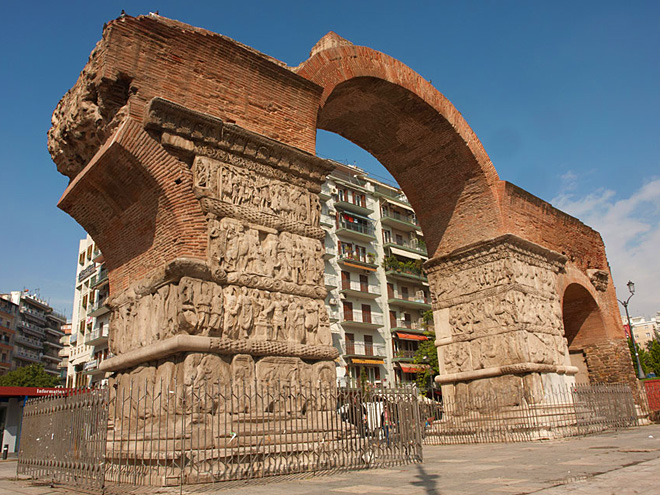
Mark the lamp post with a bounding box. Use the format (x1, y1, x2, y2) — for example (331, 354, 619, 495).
(618, 280, 646, 380)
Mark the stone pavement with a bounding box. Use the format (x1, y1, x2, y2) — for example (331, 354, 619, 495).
(0, 425, 658, 495)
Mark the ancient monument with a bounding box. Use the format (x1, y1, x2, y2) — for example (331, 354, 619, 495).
(49, 14, 636, 405)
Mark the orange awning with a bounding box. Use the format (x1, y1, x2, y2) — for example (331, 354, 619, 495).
(342, 262, 377, 272)
(395, 332, 428, 341)
(399, 363, 429, 373)
(352, 358, 384, 365)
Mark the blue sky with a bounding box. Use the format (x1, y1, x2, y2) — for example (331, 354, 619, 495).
(0, 1, 658, 318)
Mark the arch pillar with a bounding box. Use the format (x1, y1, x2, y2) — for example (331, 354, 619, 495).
(426, 235, 577, 403)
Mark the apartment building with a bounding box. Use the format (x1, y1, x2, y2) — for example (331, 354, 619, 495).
(322, 163, 432, 387)
(68, 235, 111, 387)
(0, 291, 65, 377)
(624, 314, 660, 349)
(0, 298, 17, 375)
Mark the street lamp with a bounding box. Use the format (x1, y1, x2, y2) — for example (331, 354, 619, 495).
(618, 280, 646, 379)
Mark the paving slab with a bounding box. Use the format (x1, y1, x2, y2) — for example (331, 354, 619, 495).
(0, 425, 658, 494)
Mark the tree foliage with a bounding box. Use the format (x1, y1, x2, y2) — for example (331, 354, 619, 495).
(628, 338, 660, 378)
(0, 364, 60, 387)
(413, 310, 439, 393)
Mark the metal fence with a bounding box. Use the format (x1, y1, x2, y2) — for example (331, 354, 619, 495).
(420, 383, 639, 445)
(18, 381, 422, 492)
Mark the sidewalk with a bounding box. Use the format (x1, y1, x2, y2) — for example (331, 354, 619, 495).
(0, 425, 658, 494)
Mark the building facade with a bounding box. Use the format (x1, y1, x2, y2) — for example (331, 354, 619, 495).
(67, 235, 111, 387)
(0, 291, 65, 377)
(0, 298, 17, 375)
(322, 163, 431, 387)
(624, 313, 660, 349)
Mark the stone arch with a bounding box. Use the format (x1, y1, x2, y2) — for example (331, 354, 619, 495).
(297, 33, 503, 258)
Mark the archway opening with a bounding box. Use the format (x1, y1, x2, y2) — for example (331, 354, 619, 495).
(562, 283, 607, 383)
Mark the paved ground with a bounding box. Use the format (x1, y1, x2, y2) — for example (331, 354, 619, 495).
(0, 425, 658, 494)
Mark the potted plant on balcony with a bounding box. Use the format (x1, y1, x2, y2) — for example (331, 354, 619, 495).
(367, 252, 376, 264)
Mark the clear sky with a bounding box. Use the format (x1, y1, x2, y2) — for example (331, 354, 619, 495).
(0, 1, 658, 318)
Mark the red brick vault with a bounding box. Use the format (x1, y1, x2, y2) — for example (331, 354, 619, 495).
(49, 15, 635, 399)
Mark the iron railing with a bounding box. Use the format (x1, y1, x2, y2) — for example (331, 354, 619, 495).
(420, 383, 639, 445)
(18, 381, 422, 492)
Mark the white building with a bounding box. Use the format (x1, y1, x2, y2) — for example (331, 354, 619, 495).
(67, 235, 111, 387)
(322, 163, 431, 387)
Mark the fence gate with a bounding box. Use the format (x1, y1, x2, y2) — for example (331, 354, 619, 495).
(17, 388, 109, 490)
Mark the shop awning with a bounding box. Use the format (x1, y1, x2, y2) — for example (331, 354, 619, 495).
(399, 363, 430, 373)
(395, 332, 428, 341)
(352, 358, 384, 365)
(389, 246, 424, 260)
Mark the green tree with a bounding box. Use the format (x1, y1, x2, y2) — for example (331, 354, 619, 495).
(0, 364, 60, 387)
(642, 340, 660, 377)
(413, 310, 439, 393)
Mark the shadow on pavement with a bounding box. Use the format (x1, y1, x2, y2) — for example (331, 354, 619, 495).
(410, 463, 442, 495)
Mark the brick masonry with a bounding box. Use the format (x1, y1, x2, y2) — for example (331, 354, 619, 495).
(49, 14, 636, 387)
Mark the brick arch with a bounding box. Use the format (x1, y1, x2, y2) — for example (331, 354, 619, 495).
(296, 36, 503, 258)
(561, 281, 607, 349)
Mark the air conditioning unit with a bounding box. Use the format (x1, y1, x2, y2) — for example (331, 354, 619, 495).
(330, 187, 337, 194)
(416, 290, 425, 298)
(328, 298, 338, 305)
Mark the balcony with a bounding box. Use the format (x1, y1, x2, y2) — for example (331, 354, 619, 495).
(392, 349, 418, 362)
(47, 311, 67, 324)
(15, 348, 42, 363)
(387, 291, 431, 310)
(340, 280, 381, 299)
(337, 252, 378, 271)
(384, 264, 428, 283)
(336, 219, 376, 243)
(333, 197, 373, 217)
(85, 327, 109, 346)
(21, 307, 46, 323)
(384, 238, 427, 258)
(89, 297, 110, 318)
(319, 183, 333, 201)
(375, 187, 413, 208)
(344, 342, 387, 358)
(341, 310, 384, 329)
(15, 334, 43, 350)
(391, 319, 427, 333)
(91, 268, 109, 289)
(17, 320, 45, 338)
(42, 353, 61, 363)
(381, 210, 420, 232)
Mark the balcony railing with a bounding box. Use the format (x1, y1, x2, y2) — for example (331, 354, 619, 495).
(15, 334, 42, 349)
(338, 252, 377, 266)
(341, 279, 381, 296)
(344, 342, 387, 357)
(85, 327, 109, 345)
(342, 310, 384, 326)
(388, 291, 430, 305)
(385, 237, 427, 255)
(15, 348, 42, 363)
(17, 320, 45, 337)
(392, 319, 426, 331)
(21, 307, 46, 322)
(394, 350, 417, 359)
(382, 210, 419, 227)
(337, 219, 375, 238)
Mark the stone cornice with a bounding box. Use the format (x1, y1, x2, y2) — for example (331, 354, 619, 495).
(425, 234, 568, 273)
(435, 362, 578, 385)
(99, 334, 339, 372)
(144, 97, 334, 183)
